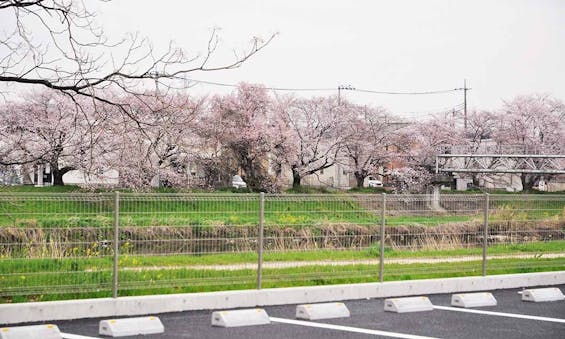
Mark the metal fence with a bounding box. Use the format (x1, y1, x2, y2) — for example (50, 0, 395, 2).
(0, 192, 563, 302)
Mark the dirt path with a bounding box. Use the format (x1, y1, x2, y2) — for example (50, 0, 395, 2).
(117, 252, 565, 271)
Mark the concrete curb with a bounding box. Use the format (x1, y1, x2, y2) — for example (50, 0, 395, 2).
(1, 271, 564, 324)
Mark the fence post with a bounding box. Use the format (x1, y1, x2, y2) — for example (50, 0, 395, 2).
(379, 193, 386, 282)
(112, 191, 120, 298)
(257, 192, 265, 289)
(482, 193, 489, 276)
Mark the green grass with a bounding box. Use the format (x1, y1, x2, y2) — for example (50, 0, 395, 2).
(4, 240, 563, 274)
(0, 192, 375, 227)
(284, 186, 336, 194)
(2, 256, 563, 303)
(347, 187, 388, 194)
(2, 240, 564, 303)
(117, 240, 565, 265)
(0, 186, 563, 227)
(0, 185, 84, 193)
(386, 215, 475, 225)
(2, 196, 561, 227)
(2, 240, 564, 273)
(135, 240, 565, 265)
(1, 194, 482, 227)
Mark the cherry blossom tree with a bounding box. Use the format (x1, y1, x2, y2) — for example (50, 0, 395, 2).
(199, 83, 276, 191)
(106, 93, 203, 189)
(389, 166, 432, 193)
(465, 110, 497, 149)
(493, 94, 565, 189)
(278, 96, 350, 187)
(339, 104, 392, 188)
(268, 97, 296, 187)
(0, 91, 111, 185)
(443, 109, 503, 187)
(395, 95, 565, 192)
(395, 114, 461, 173)
(390, 114, 456, 191)
(191, 105, 236, 189)
(495, 94, 564, 153)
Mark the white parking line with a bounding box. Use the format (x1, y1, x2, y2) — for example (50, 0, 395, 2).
(61, 332, 102, 339)
(433, 306, 565, 324)
(269, 317, 441, 339)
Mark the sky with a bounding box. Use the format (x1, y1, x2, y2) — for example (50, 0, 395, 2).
(4, 0, 565, 119)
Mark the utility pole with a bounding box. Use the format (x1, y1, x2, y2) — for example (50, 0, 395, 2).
(338, 84, 355, 105)
(456, 79, 471, 130)
(463, 79, 468, 129)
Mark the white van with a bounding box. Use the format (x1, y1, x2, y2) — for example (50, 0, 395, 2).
(366, 176, 383, 188)
(232, 175, 247, 189)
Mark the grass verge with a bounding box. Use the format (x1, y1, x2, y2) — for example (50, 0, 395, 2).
(2, 241, 563, 303)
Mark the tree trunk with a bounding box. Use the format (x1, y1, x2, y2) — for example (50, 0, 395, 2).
(472, 174, 480, 188)
(354, 171, 364, 188)
(292, 166, 301, 188)
(240, 157, 264, 191)
(52, 169, 65, 186)
(51, 166, 74, 186)
(520, 173, 536, 191)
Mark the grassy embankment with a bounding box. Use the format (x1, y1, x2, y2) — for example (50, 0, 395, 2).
(1, 185, 563, 227)
(2, 240, 564, 303)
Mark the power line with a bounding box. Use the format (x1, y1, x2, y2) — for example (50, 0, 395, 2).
(180, 78, 334, 92)
(178, 77, 466, 96)
(175, 76, 470, 117)
(354, 88, 461, 95)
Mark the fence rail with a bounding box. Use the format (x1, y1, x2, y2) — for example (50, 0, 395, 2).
(0, 192, 563, 302)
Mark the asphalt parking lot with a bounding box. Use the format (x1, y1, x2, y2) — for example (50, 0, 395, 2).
(8, 284, 565, 339)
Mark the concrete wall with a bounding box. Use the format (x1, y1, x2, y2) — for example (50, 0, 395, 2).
(63, 169, 119, 186)
(1, 272, 563, 324)
(301, 163, 352, 189)
(548, 182, 565, 192)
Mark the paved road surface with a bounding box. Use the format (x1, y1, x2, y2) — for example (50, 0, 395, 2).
(47, 284, 565, 339)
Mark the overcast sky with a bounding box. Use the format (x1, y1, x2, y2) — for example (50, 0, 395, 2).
(7, 0, 565, 118)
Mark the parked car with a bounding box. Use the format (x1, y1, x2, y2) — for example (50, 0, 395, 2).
(232, 175, 247, 189)
(366, 176, 383, 188)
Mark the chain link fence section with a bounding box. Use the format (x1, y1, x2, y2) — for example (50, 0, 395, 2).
(0, 193, 114, 301)
(0, 192, 563, 302)
(486, 194, 565, 274)
(260, 194, 383, 287)
(383, 194, 487, 280)
(115, 194, 260, 294)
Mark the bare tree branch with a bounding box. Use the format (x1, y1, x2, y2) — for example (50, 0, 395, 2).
(0, 0, 275, 115)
